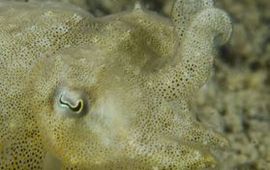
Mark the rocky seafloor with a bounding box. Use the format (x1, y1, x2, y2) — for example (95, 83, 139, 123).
(8, 0, 270, 169)
(194, 1, 270, 169)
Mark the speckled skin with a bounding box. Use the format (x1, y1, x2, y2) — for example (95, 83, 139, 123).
(0, 0, 231, 169)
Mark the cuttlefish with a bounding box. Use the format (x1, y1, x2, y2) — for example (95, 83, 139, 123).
(0, 0, 232, 169)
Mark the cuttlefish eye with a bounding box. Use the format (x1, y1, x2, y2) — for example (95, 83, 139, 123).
(54, 87, 89, 117)
(59, 94, 84, 114)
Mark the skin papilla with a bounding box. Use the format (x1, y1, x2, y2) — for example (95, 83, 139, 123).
(0, 0, 232, 169)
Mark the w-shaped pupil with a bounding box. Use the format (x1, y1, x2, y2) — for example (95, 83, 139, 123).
(59, 95, 83, 113)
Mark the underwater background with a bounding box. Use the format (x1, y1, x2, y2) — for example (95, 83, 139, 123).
(7, 0, 270, 169)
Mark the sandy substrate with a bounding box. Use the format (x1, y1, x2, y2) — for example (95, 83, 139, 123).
(195, 0, 270, 169)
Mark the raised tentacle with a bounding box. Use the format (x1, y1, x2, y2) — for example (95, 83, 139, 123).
(150, 3, 232, 101)
(177, 8, 232, 95)
(171, 0, 213, 42)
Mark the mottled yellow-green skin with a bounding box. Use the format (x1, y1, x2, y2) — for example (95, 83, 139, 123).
(0, 0, 232, 169)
